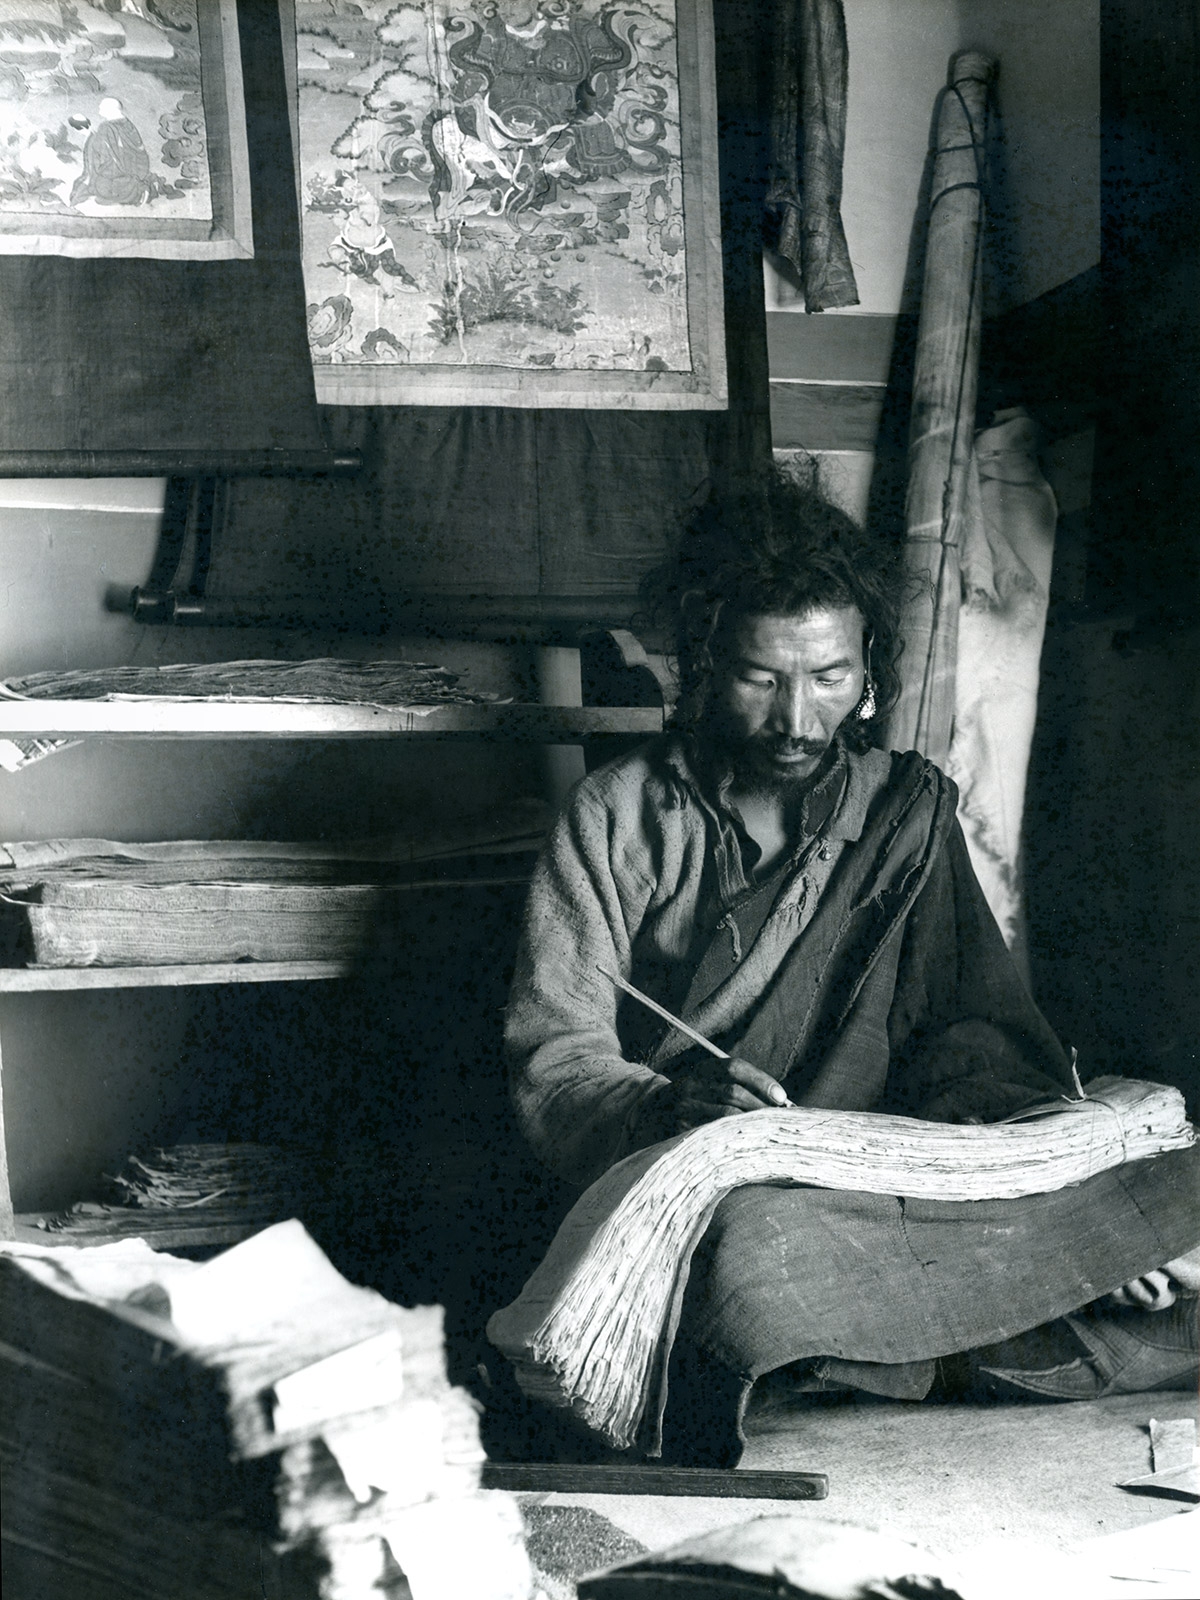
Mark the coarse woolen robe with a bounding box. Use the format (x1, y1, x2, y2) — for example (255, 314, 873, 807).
(503, 732, 1199, 1450)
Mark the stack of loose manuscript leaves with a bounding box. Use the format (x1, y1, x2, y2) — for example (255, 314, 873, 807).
(0, 1221, 532, 1600)
(0, 656, 503, 771)
(0, 658, 500, 707)
(488, 1079, 1195, 1450)
(29, 1142, 316, 1249)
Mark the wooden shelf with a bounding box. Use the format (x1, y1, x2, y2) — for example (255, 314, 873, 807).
(0, 960, 354, 992)
(13, 1214, 260, 1250)
(0, 689, 661, 1238)
(0, 701, 663, 741)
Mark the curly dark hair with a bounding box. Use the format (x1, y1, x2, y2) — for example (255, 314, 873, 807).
(642, 466, 905, 749)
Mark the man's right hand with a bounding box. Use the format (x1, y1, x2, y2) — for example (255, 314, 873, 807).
(670, 1057, 790, 1131)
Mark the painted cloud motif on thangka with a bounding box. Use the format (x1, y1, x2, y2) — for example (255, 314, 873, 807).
(297, 0, 705, 396)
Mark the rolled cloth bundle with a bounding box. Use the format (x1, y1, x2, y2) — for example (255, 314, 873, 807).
(887, 50, 996, 766)
(488, 1078, 1194, 1450)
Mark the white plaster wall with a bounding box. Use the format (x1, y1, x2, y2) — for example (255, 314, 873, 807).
(0, 488, 544, 1211)
(839, 0, 966, 314)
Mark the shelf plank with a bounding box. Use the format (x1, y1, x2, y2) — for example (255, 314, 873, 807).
(0, 960, 354, 992)
(13, 1215, 258, 1250)
(0, 702, 663, 740)
(766, 309, 898, 384)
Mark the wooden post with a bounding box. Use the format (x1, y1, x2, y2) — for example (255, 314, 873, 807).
(887, 50, 996, 765)
(537, 645, 588, 804)
(0, 1022, 14, 1238)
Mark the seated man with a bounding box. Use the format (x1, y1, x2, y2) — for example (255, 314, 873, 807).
(502, 471, 1199, 1461)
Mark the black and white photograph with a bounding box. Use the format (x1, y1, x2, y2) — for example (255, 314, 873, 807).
(0, 3, 1196, 1598)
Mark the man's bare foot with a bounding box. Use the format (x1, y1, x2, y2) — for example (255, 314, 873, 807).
(1108, 1242, 1200, 1310)
(1163, 1242, 1200, 1291)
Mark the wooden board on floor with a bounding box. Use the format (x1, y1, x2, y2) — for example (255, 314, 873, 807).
(482, 1463, 828, 1500)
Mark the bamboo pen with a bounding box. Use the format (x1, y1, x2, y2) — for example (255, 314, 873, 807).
(596, 964, 796, 1108)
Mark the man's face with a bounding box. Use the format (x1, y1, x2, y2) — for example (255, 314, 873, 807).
(709, 606, 867, 789)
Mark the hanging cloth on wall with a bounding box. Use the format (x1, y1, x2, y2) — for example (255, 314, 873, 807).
(285, 0, 727, 411)
(946, 409, 1057, 963)
(764, 0, 858, 312)
(190, 0, 772, 625)
(0, 2, 322, 465)
(886, 49, 995, 767)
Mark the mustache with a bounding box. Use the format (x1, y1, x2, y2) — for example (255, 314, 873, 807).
(759, 736, 827, 757)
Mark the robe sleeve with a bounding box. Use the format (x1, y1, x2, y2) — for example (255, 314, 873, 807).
(885, 821, 1076, 1123)
(504, 781, 672, 1187)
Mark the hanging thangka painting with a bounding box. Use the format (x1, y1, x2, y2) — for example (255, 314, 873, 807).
(0, 0, 251, 259)
(289, 0, 725, 408)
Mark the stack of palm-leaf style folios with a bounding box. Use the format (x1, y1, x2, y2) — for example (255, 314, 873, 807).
(487, 1078, 1195, 1450)
(112, 1143, 305, 1211)
(0, 1220, 532, 1600)
(29, 1140, 461, 1253)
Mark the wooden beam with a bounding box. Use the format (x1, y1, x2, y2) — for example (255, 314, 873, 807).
(128, 590, 652, 642)
(0, 451, 361, 478)
(482, 1463, 828, 1499)
(12, 1216, 255, 1251)
(0, 1027, 13, 1239)
(769, 381, 885, 451)
(0, 961, 354, 993)
(0, 703, 664, 741)
(766, 311, 897, 384)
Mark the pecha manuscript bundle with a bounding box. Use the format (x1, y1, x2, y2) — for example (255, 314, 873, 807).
(1, 1221, 532, 1600)
(488, 1079, 1195, 1451)
(0, 805, 546, 969)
